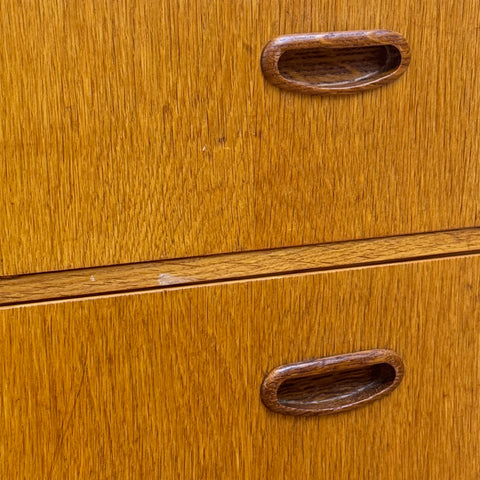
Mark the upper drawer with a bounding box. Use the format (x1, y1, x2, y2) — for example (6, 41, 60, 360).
(1, 1, 479, 275)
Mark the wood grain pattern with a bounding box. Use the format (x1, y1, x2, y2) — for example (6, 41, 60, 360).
(260, 349, 404, 415)
(261, 30, 410, 94)
(1, 255, 479, 478)
(1, 0, 480, 276)
(2, 228, 480, 306)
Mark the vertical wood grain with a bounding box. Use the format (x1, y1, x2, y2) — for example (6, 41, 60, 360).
(1, 256, 479, 478)
(1, 0, 480, 275)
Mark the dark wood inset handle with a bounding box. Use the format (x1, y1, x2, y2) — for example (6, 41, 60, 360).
(261, 30, 410, 95)
(261, 349, 404, 416)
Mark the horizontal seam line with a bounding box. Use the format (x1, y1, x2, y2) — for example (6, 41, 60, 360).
(2, 248, 480, 308)
(3, 226, 480, 280)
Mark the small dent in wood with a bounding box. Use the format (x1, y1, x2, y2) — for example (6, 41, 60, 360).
(157, 273, 196, 286)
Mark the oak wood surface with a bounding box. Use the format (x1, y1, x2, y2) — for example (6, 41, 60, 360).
(1, 255, 479, 478)
(1, 0, 480, 276)
(2, 227, 480, 306)
(261, 30, 410, 95)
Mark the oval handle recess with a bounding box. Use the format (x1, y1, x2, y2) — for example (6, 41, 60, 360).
(261, 30, 410, 95)
(261, 349, 404, 416)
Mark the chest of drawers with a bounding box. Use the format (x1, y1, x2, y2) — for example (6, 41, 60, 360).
(1, 1, 479, 478)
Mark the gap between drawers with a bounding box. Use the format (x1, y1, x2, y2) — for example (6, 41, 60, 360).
(2, 227, 480, 308)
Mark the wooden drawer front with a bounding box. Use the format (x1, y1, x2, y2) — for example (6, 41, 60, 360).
(1, 255, 479, 478)
(1, 1, 479, 275)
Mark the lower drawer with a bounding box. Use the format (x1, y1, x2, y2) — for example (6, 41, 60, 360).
(1, 256, 479, 478)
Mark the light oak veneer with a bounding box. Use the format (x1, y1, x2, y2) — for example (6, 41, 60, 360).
(1, 256, 479, 478)
(1, 0, 480, 275)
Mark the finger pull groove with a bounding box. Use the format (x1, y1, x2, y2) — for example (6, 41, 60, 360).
(261, 30, 410, 95)
(261, 349, 404, 416)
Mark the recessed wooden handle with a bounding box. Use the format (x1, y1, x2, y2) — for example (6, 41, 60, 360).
(261, 30, 410, 95)
(261, 349, 404, 416)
